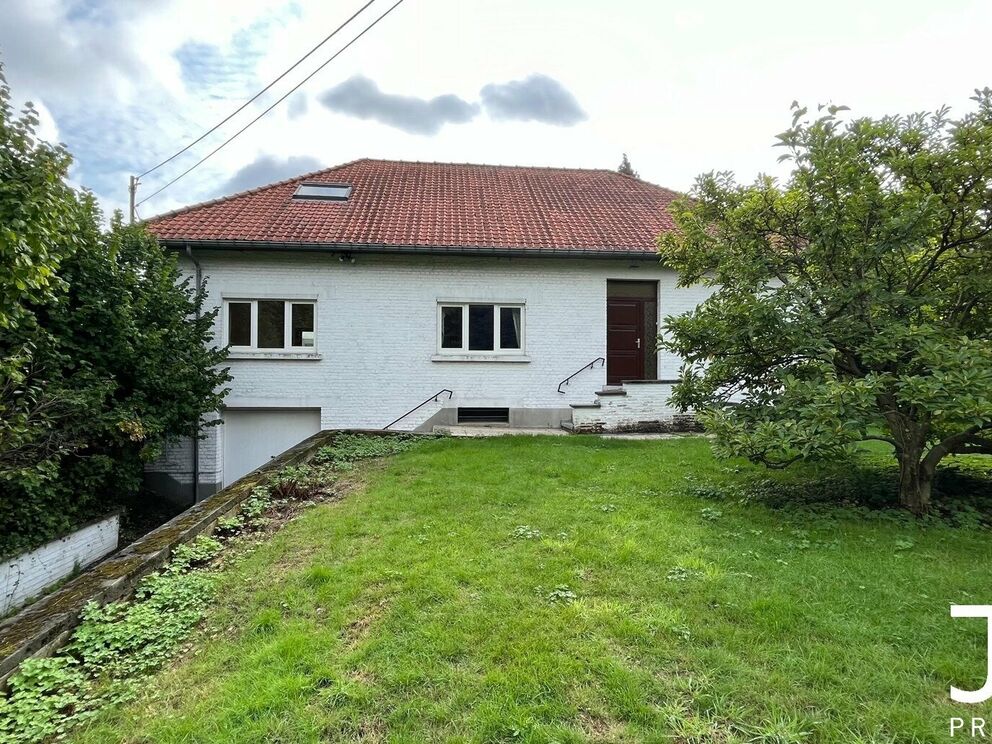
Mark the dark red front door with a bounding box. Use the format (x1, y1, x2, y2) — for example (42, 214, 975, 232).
(607, 298, 645, 384)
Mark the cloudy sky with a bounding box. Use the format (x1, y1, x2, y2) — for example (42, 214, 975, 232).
(3, 0, 990, 219)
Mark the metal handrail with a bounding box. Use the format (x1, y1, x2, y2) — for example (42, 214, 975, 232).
(557, 357, 605, 394)
(383, 389, 453, 430)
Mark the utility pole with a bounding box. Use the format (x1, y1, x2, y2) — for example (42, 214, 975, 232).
(128, 175, 139, 224)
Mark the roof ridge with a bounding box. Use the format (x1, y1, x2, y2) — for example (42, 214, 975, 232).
(352, 158, 618, 174)
(145, 158, 687, 224)
(143, 157, 370, 223)
(352, 160, 684, 196)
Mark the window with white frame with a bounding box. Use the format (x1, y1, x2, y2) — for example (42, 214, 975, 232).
(438, 302, 524, 354)
(224, 299, 316, 352)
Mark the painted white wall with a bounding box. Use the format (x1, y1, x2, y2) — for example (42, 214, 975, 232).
(572, 383, 682, 432)
(0, 515, 119, 614)
(147, 251, 714, 491)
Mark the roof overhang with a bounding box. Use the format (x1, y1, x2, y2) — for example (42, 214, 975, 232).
(159, 238, 661, 261)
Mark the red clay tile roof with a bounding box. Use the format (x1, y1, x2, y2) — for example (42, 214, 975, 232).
(147, 158, 681, 254)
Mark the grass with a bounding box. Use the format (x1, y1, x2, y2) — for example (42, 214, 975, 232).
(72, 436, 992, 743)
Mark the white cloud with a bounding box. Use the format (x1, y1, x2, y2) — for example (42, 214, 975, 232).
(480, 74, 585, 126)
(319, 75, 479, 135)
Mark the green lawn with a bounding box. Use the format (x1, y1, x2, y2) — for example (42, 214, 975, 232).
(74, 436, 991, 743)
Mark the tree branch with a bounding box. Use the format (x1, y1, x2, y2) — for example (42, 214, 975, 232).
(923, 423, 992, 471)
(952, 439, 992, 455)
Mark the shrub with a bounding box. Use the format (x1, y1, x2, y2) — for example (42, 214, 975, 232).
(0, 67, 230, 559)
(269, 464, 327, 500)
(659, 95, 992, 514)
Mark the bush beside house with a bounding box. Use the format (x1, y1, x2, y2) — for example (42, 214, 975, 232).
(0, 70, 230, 558)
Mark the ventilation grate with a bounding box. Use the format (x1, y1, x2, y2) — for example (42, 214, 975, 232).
(457, 407, 509, 424)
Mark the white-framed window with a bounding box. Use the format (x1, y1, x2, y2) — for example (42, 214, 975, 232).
(223, 299, 316, 352)
(437, 302, 524, 354)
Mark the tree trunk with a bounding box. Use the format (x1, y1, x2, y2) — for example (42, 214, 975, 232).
(897, 450, 934, 515)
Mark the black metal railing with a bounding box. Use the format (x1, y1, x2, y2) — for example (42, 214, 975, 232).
(383, 389, 453, 430)
(557, 357, 605, 394)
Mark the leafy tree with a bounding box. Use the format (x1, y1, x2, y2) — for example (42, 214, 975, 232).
(0, 66, 94, 485)
(0, 70, 231, 554)
(659, 94, 992, 514)
(1, 217, 231, 554)
(0, 66, 87, 328)
(617, 153, 639, 178)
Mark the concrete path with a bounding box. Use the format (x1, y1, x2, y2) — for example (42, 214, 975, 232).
(433, 425, 569, 437)
(433, 425, 701, 440)
(599, 433, 703, 440)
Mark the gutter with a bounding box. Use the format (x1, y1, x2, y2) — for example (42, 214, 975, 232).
(161, 239, 661, 261)
(185, 244, 202, 503)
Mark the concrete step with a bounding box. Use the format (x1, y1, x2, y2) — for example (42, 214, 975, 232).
(433, 425, 568, 437)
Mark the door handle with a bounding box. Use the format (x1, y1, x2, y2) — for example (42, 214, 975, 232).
(636, 338, 641, 349)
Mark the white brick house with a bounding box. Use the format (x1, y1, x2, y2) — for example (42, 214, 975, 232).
(144, 159, 711, 503)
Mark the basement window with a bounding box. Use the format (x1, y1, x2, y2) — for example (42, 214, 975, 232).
(457, 407, 510, 424)
(438, 302, 524, 355)
(292, 183, 352, 201)
(224, 299, 316, 353)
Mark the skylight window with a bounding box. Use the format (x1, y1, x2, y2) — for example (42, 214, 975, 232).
(293, 183, 352, 201)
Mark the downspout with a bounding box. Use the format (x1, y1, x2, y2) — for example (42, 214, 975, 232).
(186, 244, 202, 502)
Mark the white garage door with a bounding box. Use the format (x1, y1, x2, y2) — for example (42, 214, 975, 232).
(223, 408, 321, 486)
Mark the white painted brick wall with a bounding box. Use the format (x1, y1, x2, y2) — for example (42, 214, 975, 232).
(148, 419, 221, 487)
(199, 413, 223, 484)
(0, 515, 119, 613)
(152, 438, 193, 482)
(147, 252, 712, 484)
(572, 383, 684, 432)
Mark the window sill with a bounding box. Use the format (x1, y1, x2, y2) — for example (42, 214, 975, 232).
(431, 354, 530, 363)
(227, 351, 322, 361)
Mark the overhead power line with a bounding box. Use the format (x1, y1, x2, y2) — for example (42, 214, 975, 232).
(137, 0, 377, 181)
(135, 0, 407, 208)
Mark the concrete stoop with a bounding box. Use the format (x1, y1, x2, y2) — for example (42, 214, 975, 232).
(566, 380, 701, 434)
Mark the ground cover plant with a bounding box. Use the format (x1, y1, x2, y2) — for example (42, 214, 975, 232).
(0, 535, 223, 743)
(62, 435, 991, 743)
